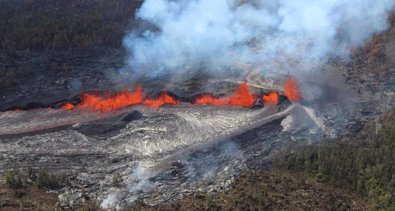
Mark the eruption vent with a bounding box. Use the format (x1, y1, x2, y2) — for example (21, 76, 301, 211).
(144, 93, 178, 109)
(262, 92, 279, 105)
(60, 103, 75, 110)
(54, 80, 303, 113)
(78, 86, 144, 112)
(284, 78, 301, 102)
(194, 83, 256, 107)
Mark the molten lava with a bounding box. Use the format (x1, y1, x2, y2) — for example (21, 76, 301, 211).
(78, 86, 144, 112)
(194, 83, 257, 108)
(144, 93, 178, 109)
(227, 83, 257, 107)
(193, 95, 227, 106)
(284, 78, 302, 102)
(7, 77, 305, 113)
(262, 92, 278, 105)
(59, 103, 75, 110)
(52, 81, 290, 112)
(74, 87, 178, 112)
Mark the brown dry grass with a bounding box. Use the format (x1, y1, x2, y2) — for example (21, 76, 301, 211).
(0, 184, 58, 211)
(127, 169, 370, 211)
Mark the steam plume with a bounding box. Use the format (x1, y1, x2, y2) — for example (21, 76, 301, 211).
(123, 0, 394, 79)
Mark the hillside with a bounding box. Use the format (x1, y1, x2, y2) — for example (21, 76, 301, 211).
(0, 0, 142, 51)
(1, 1, 395, 210)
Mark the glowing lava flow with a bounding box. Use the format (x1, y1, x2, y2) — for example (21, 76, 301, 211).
(194, 83, 256, 107)
(57, 81, 299, 112)
(77, 86, 144, 112)
(59, 103, 75, 110)
(262, 92, 278, 105)
(284, 78, 302, 102)
(61, 86, 178, 112)
(144, 93, 178, 109)
(193, 95, 227, 106)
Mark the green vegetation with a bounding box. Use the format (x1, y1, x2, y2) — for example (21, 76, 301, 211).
(1, 168, 368, 211)
(35, 168, 68, 190)
(0, 0, 141, 51)
(4, 168, 68, 191)
(1, 168, 68, 210)
(276, 113, 395, 210)
(0, 182, 59, 211)
(126, 169, 368, 211)
(4, 170, 23, 189)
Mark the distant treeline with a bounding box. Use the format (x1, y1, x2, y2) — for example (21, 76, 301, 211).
(277, 112, 395, 210)
(0, 0, 142, 51)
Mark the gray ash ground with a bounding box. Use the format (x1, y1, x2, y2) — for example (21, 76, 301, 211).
(0, 49, 124, 111)
(0, 96, 298, 208)
(1, 50, 394, 209)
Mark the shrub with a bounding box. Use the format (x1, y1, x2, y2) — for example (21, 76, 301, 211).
(276, 114, 395, 209)
(35, 168, 67, 190)
(5, 170, 24, 189)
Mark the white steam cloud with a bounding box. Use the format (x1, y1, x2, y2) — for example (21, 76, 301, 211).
(124, 0, 394, 78)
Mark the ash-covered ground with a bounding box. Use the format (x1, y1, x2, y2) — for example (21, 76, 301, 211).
(1, 1, 395, 210)
(0, 73, 321, 205)
(1, 29, 395, 209)
(1, 26, 395, 210)
(0, 71, 392, 209)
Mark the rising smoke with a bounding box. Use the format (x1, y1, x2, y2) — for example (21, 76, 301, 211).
(123, 0, 394, 79)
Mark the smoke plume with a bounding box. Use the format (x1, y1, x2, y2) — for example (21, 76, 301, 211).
(123, 0, 394, 79)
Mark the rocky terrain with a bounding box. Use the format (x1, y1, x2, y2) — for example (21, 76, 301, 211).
(0, 49, 125, 111)
(1, 1, 395, 210)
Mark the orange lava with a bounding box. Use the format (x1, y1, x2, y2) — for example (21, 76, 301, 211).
(144, 93, 178, 109)
(193, 94, 227, 106)
(8, 79, 305, 113)
(194, 83, 256, 108)
(262, 92, 278, 105)
(54, 81, 286, 112)
(78, 86, 144, 112)
(284, 78, 302, 102)
(227, 83, 256, 107)
(59, 103, 75, 110)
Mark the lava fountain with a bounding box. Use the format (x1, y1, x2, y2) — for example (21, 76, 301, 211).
(284, 77, 301, 102)
(56, 80, 302, 113)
